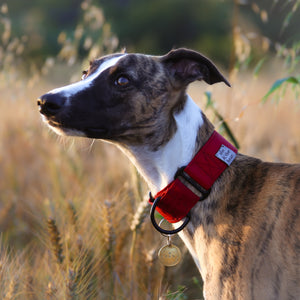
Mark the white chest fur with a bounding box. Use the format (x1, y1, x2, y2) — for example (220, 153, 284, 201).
(119, 94, 203, 194)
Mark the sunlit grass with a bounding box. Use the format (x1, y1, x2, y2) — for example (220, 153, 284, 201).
(0, 0, 299, 299)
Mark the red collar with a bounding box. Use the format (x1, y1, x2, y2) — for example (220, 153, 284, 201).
(149, 131, 238, 223)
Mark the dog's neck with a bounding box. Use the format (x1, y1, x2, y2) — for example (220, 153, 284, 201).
(117, 93, 215, 272)
(117, 94, 214, 195)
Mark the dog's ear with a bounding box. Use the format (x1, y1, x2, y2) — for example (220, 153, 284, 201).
(160, 48, 230, 87)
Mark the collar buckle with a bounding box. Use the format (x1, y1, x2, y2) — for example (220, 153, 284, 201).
(174, 166, 210, 201)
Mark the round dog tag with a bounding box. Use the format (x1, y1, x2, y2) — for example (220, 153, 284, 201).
(158, 244, 182, 266)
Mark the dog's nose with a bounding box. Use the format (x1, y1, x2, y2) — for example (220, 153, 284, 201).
(37, 93, 66, 116)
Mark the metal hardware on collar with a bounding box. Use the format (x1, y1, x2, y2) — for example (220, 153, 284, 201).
(174, 166, 211, 201)
(149, 193, 190, 235)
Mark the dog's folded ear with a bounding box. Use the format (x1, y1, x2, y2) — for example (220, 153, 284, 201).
(160, 48, 230, 88)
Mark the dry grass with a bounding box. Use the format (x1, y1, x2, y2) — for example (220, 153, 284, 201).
(188, 68, 300, 164)
(0, 1, 299, 298)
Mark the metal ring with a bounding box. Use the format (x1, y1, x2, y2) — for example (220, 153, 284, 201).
(158, 219, 172, 237)
(150, 196, 190, 235)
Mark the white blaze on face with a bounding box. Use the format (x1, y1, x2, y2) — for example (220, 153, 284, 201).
(48, 55, 126, 99)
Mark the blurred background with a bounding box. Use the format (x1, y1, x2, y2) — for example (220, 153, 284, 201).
(0, 0, 299, 299)
(3, 0, 300, 66)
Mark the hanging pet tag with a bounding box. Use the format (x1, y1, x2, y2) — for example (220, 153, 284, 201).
(158, 234, 181, 267)
(158, 243, 182, 266)
(157, 220, 182, 267)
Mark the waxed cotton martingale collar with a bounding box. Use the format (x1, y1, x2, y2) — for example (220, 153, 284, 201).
(149, 130, 237, 233)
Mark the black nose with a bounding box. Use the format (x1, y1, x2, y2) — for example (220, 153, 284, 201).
(37, 93, 66, 116)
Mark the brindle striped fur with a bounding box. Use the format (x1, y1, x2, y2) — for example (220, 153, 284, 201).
(188, 115, 300, 299)
(38, 48, 300, 300)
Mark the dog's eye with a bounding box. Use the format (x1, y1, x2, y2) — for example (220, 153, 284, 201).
(81, 70, 88, 80)
(115, 76, 129, 86)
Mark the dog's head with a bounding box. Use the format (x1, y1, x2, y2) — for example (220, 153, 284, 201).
(38, 48, 229, 148)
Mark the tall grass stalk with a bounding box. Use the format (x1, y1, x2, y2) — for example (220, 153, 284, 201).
(47, 218, 64, 265)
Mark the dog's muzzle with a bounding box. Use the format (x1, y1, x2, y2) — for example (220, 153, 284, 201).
(37, 93, 66, 117)
(37, 93, 112, 138)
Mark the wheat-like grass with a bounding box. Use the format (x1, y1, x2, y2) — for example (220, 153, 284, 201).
(47, 218, 64, 265)
(66, 268, 77, 300)
(3, 279, 16, 300)
(45, 281, 57, 300)
(102, 200, 115, 250)
(130, 198, 149, 232)
(67, 200, 79, 232)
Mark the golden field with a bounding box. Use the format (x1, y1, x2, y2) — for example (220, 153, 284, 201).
(0, 1, 299, 298)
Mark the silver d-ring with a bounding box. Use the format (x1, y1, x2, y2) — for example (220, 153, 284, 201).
(150, 196, 190, 235)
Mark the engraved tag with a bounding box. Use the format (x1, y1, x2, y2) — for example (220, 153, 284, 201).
(158, 244, 182, 267)
(215, 145, 236, 166)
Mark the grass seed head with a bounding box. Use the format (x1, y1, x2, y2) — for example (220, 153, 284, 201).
(47, 218, 64, 265)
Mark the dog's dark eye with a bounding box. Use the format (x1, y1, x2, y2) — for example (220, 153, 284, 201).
(115, 76, 129, 86)
(81, 70, 88, 80)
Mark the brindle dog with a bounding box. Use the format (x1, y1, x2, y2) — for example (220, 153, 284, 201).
(38, 48, 300, 300)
